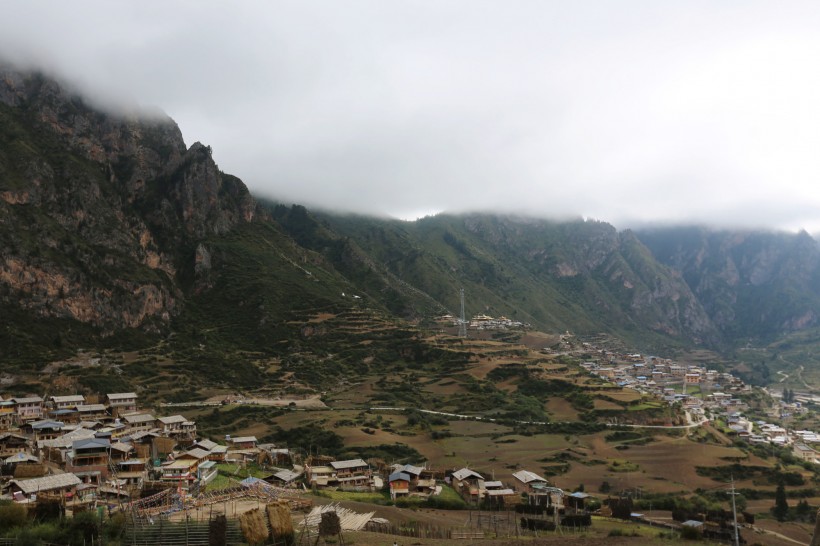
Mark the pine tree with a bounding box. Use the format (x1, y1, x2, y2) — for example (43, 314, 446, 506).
(772, 483, 789, 522)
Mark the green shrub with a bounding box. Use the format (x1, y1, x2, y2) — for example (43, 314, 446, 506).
(0, 502, 28, 532)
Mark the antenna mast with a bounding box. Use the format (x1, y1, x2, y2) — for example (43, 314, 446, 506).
(458, 288, 467, 338)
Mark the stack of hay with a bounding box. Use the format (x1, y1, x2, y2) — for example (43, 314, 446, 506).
(267, 501, 295, 544)
(239, 508, 269, 545)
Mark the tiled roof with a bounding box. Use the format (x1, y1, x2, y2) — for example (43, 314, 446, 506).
(158, 415, 187, 424)
(513, 470, 547, 484)
(12, 397, 43, 404)
(11, 473, 80, 494)
(330, 458, 368, 470)
(229, 436, 257, 444)
(124, 414, 155, 424)
(452, 468, 483, 481)
(50, 395, 85, 403)
(107, 393, 137, 400)
(73, 438, 111, 450)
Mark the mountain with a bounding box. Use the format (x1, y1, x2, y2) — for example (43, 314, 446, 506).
(288, 212, 720, 349)
(3, 67, 820, 395)
(0, 68, 355, 377)
(636, 227, 820, 342)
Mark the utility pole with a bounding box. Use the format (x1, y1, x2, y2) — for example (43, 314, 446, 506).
(458, 288, 467, 338)
(729, 477, 740, 546)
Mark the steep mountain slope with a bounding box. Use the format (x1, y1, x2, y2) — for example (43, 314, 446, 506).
(6, 67, 820, 396)
(290, 212, 720, 350)
(637, 227, 820, 342)
(0, 68, 354, 373)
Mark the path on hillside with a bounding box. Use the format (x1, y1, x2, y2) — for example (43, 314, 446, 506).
(161, 395, 327, 409)
(369, 407, 708, 430)
(777, 355, 812, 391)
(747, 524, 810, 546)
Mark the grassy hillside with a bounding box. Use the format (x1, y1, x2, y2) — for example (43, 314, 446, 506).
(308, 212, 716, 353)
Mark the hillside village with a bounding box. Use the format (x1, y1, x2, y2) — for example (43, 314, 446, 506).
(578, 342, 820, 464)
(0, 333, 817, 517)
(0, 390, 569, 509)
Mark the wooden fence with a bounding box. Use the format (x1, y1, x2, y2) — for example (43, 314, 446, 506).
(124, 517, 246, 546)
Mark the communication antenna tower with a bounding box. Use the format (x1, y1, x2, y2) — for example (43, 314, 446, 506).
(458, 288, 467, 338)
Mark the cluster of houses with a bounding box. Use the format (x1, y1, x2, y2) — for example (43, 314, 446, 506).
(448, 467, 590, 513)
(580, 350, 820, 464)
(582, 352, 753, 415)
(731, 420, 820, 463)
(437, 314, 527, 331)
(0, 392, 295, 506)
(303, 457, 589, 513)
(583, 356, 747, 398)
(0, 391, 590, 517)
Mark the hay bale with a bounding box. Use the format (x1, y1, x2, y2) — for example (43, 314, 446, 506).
(266, 501, 294, 542)
(134, 444, 150, 459)
(319, 511, 341, 537)
(209, 514, 227, 546)
(239, 508, 269, 545)
(13, 464, 45, 478)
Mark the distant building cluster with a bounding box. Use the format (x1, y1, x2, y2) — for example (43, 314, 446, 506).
(0, 391, 297, 505)
(580, 349, 820, 464)
(437, 314, 527, 331)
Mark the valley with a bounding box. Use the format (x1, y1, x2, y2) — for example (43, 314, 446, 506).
(2, 66, 820, 544)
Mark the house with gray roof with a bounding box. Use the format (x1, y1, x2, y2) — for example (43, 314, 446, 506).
(9, 472, 81, 500)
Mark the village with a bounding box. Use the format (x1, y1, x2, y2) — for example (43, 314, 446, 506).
(0, 389, 598, 537)
(581, 345, 820, 464)
(0, 331, 817, 544)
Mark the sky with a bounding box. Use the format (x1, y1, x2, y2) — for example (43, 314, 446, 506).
(2, 1, 820, 231)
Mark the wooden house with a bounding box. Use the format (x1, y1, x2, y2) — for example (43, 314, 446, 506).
(49, 395, 85, 410)
(513, 470, 549, 493)
(74, 404, 109, 421)
(388, 470, 412, 499)
(451, 468, 484, 503)
(11, 397, 43, 423)
(159, 459, 198, 489)
(9, 472, 80, 502)
(306, 465, 335, 488)
(114, 459, 148, 492)
(156, 415, 187, 436)
(0, 432, 30, 458)
(122, 413, 156, 434)
(105, 393, 138, 414)
(331, 458, 371, 489)
(21, 420, 65, 441)
(486, 487, 519, 508)
(3, 452, 43, 479)
(0, 399, 16, 430)
(38, 428, 96, 464)
(66, 438, 111, 478)
(264, 469, 302, 488)
(226, 436, 257, 450)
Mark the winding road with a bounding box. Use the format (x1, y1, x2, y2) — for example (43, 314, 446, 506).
(368, 406, 709, 430)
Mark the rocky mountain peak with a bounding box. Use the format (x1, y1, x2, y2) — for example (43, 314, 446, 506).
(0, 68, 257, 332)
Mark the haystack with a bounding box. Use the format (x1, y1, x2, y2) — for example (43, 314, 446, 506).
(266, 501, 294, 541)
(209, 514, 227, 546)
(319, 511, 341, 537)
(239, 507, 269, 545)
(13, 464, 45, 479)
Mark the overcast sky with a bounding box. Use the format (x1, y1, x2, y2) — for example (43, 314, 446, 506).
(3, 1, 820, 231)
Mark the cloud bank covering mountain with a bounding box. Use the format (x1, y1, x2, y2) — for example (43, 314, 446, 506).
(2, 1, 820, 231)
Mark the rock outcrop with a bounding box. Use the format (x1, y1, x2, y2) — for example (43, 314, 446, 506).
(0, 68, 257, 330)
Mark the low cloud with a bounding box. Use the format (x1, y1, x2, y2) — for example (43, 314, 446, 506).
(3, 1, 820, 231)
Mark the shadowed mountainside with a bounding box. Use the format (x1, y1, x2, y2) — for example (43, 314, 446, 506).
(3, 68, 820, 392)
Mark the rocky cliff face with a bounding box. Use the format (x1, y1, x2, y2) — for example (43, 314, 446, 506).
(0, 68, 257, 331)
(458, 215, 718, 344)
(637, 227, 820, 340)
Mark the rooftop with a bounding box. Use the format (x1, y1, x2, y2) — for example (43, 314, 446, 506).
(11, 473, 81, 494)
